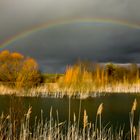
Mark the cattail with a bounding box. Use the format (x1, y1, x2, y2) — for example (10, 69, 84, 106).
(83, 110, 88, 129)
(97, 103, 103, 115)
(131, 99, 137, 113)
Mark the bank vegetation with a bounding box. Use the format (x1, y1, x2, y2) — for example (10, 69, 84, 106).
(0, 50, 140, 97)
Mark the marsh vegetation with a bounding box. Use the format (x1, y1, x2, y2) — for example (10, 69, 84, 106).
(0, 50, 140, 97)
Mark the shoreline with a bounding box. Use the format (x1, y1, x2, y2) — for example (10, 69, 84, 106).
(0, 83, 140, 98)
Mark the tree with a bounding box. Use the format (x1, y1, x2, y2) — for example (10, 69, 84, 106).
(16, 58, 41, 88)
(0, 50, 41, 88)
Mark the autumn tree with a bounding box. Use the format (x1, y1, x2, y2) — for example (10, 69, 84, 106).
(16, 58, 41, 89)
(0, 50, 41, 88)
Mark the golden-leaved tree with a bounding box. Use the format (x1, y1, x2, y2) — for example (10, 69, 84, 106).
(0, 50, 41, 88)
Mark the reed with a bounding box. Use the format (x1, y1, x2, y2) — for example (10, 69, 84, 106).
(0, 98, 139, 140)
(1, 83, 140, 99)
(130, 99, 137, 140)
(95, 103, 103, 139)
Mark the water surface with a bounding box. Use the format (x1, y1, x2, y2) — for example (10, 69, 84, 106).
(0, 94, 140, 132)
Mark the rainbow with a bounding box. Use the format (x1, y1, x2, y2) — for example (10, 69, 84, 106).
(1, 18, 140, 49)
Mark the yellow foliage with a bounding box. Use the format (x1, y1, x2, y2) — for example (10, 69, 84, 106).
(82, 70, 92, 83)
(64, 66, 73, 83)
(71, 66, 81, 83)
(0, 50, 41, 89)
(11, 52, 24, 60)
(16, 58, 40, 89)
(0, 50, 10, 56)
(64, 65, 81, 84)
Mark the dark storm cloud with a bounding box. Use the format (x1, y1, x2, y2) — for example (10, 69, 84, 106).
(0, 0, 140, 41)
(0, 0, 140, 72)
(2, 23, 140, 72)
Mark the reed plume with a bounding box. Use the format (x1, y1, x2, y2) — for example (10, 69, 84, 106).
(97, 103, 103, 116)
(26, 106, 32, 120)
(83, 110, 88, 129)
(96, 103, 103, 140)
(131, 98, 137, 113)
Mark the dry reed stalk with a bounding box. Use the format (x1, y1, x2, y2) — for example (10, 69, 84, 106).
(130, 99, 137, 140)
(133, 126, 136, 140)
(83, 109, 88, 140)
(96, 103, 103, 140)
(26, 107, 32, 120)
(78, 99, 82, 132)
(74, 113, 76, 123)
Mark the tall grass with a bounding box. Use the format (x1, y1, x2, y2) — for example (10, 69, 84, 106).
(0, 99, 139, 139)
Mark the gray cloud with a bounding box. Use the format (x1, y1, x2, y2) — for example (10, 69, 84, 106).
(1, 22, 140, 72)
(0, 0, 140, 72)
(0, 0, 140, 41)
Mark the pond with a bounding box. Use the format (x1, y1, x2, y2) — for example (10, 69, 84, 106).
(0, 94, 140, 133)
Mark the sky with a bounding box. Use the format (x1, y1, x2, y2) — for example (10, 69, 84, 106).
(0, 0, 140, 72)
